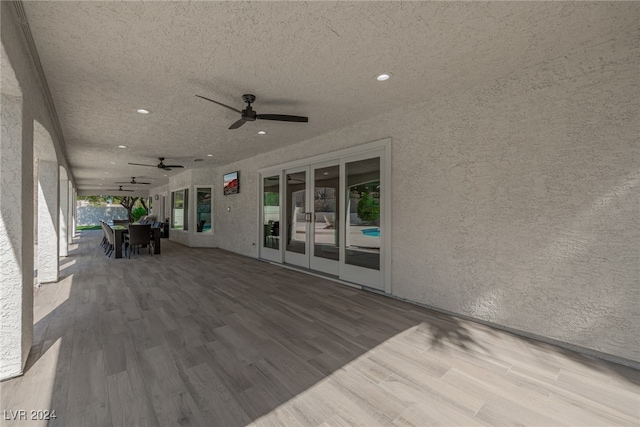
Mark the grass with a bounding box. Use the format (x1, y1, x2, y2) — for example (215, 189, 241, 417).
(77, 225, 102, 230)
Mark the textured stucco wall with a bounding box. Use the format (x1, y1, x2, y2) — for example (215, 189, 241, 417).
(388, 32, 639, 363)
(0, 92, 33, 379)
(1, 2, 73, 379)
(37, 160, 59, 283)
(161, 168, 218, 248)
(146, 17, 639, 362)
(219, 27, 639, 363)
(59, 172, 69, 256)
(1, 7, 33, 378)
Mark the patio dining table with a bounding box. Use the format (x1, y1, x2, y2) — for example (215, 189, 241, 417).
(111, 224, 161, 258)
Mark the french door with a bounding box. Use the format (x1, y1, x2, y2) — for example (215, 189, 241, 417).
(259, 142, 387, 291)
(281, 162, 341, 275)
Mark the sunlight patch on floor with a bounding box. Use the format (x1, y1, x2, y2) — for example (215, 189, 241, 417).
(2, 338, 62, 427)
(33, 273, 72, 325)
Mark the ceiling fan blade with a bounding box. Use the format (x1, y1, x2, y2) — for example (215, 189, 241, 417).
(163, 168, 172, 171)
(257, 114, 308, 123)
(196, 95, 242, 114)
(128, 162, 156, 167)
(162, 165, 184, 169)
(229, 119, 247, 129)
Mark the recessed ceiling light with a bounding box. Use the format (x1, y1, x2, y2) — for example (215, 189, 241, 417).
(109, 161, 116, 164)
(118, 145, 127, 149)
(163, 174, 168, 177)
(207, 154, 213, 157)
(137, 109, 150, 114)
(258, 131, 267, 135)
(376, 73, 392, 81)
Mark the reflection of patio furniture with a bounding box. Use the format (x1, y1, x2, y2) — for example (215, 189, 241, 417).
(197, 220, 206, 232)
(323, 214, 335, 229)
(266, 220, 280, 248)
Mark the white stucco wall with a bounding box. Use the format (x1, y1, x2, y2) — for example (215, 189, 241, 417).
(157, 168, 217, 248)
(149, 22, 639, 364)
(59, 170, 68, 256)
(0, 92, 34, 379)
(1, 3, 74, 379)
(37, 160, 59, 283)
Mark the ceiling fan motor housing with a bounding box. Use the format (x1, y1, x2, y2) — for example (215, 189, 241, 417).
(242, 106, 257, 121)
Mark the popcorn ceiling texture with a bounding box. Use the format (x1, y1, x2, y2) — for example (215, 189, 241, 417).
(167, 24, 639, 363)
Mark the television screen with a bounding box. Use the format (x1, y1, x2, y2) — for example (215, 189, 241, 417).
(223, 171, 239, 195)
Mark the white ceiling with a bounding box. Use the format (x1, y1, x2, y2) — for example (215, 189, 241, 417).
(20, 1, 634, 194)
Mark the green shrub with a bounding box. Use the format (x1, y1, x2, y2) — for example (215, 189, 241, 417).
(357, 192, 380, 225)
(132, 207, 147, 222)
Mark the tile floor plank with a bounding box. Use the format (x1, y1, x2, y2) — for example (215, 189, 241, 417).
(1, 230, 638, 427)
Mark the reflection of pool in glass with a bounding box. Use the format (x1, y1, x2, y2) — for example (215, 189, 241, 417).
(361, 228, 380, 237)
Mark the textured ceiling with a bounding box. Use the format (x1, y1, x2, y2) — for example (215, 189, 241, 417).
(20, 1, 633, 193)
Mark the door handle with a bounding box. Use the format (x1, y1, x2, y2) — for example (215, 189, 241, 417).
(305, 212, 313, 223)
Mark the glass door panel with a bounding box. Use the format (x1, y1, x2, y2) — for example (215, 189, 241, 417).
(311, 164, 340, 275)
(345, 157, 380, 270)
(341, 156, 382, 289)
(284, 168, 309, 267)
(262, 175, 280, 250)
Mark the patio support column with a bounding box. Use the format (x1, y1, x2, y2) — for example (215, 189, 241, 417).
(37, 160, 59, 283)
(68, 181, 74, 244)
(0, 93, 34, 380)
(59, 171, 68, 256)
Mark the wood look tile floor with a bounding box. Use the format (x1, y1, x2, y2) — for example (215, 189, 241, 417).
(1, 230, 639, 427)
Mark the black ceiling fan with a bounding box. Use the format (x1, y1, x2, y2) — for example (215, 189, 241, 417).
(128, 157, 185, 171)
(115, 177, 150, 185)
(105, 186, 134, 192)
(196, 94, 308, 129)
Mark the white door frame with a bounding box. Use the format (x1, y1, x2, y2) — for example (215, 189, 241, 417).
(257, 138, 391, 293)
(283, 165, 310, 268)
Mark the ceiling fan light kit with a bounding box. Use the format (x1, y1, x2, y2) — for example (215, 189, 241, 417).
(196, 94, 309, 130)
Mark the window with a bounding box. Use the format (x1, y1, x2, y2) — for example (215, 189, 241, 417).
(171, 189, 189, 230)
(196, 187, 212, 233)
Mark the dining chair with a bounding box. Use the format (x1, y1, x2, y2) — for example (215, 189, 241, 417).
(101, 222, 115, 257)
(99, 221, 108, 249)
(126, 223, 153, 258)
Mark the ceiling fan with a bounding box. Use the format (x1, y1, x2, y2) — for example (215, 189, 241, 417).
(128, 157, 185, 171)
(196, 94, 309, 129)
(105, 186, 134, 192)
(115, 177, 150, 185)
